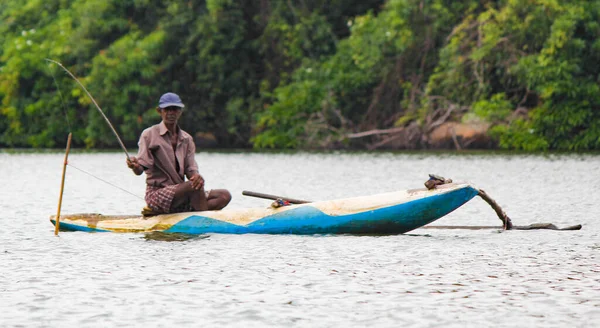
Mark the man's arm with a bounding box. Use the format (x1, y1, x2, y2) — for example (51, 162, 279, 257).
(130, 129, 153, 175)
(126, 157, 144, 175)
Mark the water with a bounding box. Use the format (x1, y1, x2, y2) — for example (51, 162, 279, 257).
(1, 151, 599, 327)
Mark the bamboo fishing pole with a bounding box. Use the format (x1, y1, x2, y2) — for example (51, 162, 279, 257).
(45, 58, 130, 160)
(55, 133, 73, 236)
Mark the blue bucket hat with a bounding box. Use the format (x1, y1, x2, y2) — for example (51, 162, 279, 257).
(158, 92, 185, 109)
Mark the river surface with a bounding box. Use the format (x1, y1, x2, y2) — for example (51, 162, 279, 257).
(1, 151, 598, 327)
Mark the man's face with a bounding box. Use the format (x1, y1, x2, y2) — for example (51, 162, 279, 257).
(159, 106, 183, 125)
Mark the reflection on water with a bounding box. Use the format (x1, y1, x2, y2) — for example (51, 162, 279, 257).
(1, 151, 599, 327)
(142, 231, 210, 242)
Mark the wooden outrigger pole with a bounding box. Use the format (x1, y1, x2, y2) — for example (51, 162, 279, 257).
(55, 133, 73, 236)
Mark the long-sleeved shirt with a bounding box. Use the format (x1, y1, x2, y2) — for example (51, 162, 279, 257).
(136, 121, 199, 188)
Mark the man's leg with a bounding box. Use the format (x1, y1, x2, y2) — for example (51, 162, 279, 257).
(206, 189, 232, 210)
(172, 181, 208, 211)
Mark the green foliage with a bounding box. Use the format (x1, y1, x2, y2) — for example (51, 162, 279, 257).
(84, 29, 166, 147)
(423, 0, 600, 151)
(253, 0, 415, 148)
(491, 118, 549, 151)
(510, 1, 600, 150)
(1, 0, 599, 151)
(1, 0, 361, 148)
(472, 93, 512, 123)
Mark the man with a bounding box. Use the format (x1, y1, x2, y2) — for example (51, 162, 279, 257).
(126, 92, 231, 214)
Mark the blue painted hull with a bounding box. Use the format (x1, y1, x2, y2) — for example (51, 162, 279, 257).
(166, 186, 478, 234)
(50, 184, 479, 235)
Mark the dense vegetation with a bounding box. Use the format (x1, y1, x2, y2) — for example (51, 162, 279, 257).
(1, 0, 598, 150)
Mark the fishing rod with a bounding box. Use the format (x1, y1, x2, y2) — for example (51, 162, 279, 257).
(45, 58, 130, 160)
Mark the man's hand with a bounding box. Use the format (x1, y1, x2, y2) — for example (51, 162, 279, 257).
(189, 173, 205, 190)
(126, 156, 143, 175)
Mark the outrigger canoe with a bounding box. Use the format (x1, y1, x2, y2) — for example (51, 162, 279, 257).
(50, 183, 479, 234)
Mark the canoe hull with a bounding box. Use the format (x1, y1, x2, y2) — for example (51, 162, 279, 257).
(50, 183, 479, 235)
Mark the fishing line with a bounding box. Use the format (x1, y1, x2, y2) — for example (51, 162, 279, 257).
(45, 58, 131, 160)
(46, 64, 72, 131)
(67, 163, 144, 201)
(46, 59, 142, 201)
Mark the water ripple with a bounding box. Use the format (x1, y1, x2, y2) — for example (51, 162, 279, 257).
(1, 152, 599, 327)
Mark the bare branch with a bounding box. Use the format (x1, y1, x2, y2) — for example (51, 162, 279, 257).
(346, 126, 406, 139)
